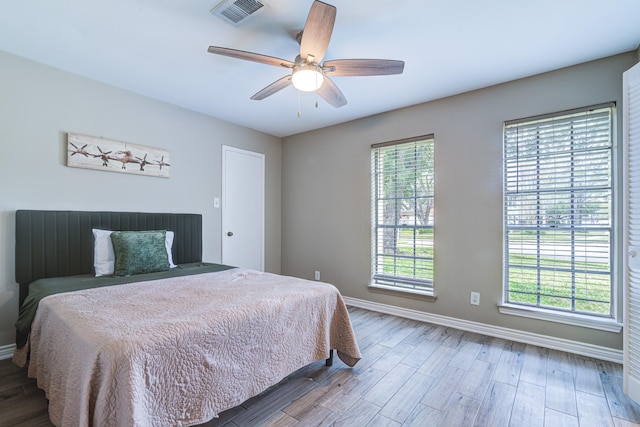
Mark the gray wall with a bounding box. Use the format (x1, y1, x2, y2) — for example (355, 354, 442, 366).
(1, 48, 636, 352)
(281, 51, 638, 351)
(0, 51, 282, 347)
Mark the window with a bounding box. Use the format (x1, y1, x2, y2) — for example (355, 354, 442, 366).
(503, 103, 615, 319)
(371, 135, 435, 295)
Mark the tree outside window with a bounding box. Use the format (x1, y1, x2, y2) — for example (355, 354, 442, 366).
(372, 136, 435, 294)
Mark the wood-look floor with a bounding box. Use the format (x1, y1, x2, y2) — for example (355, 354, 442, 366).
(2, 307, 640, 426)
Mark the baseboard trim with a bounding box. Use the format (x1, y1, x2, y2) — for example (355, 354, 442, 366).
(343, 296, 623, 364)
(0, 344, 16, 361)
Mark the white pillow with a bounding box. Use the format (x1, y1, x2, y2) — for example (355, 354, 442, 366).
(165, 231, 177, 269)
(93, 229, 176, 277)
(93, 229, 116, 277)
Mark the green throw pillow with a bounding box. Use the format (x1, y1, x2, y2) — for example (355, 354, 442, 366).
(110, 230, 170, 276)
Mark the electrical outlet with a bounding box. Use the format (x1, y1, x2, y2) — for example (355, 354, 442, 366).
(470, 292, 480, 306)
(314, 271, 320, 281)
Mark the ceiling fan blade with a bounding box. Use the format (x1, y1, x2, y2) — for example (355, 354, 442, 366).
(299, 1, 336, 63)
(208, 46, 294, 68)
(250, 75, 293, 100)
(316, 76, 347, 108)
(323, 59, 405, 76)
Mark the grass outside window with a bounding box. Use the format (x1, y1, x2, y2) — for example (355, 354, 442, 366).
(503, 104, 615, 319)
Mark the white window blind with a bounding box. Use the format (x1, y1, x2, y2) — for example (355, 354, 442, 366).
(503, 103, 615, 317)
(623, 61, 640, 403)
(371, 135, 435, 294)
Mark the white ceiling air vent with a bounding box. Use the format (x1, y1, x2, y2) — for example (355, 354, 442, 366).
(211, 0, 266, 26)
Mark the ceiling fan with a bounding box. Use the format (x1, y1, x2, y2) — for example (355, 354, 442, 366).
(207, 0, 405, 108)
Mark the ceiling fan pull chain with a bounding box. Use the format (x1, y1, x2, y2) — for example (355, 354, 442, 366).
(315, 72, 320, 110)
(298, 91, 302, 117)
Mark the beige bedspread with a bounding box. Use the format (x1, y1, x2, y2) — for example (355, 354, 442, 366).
(27, 268, 361, 426)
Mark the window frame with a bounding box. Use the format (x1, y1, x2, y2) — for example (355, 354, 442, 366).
(370, 135, 436, 299)
(500, 103, 621, 331)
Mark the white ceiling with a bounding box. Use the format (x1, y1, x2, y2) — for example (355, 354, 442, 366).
(1, 0, 639, 138)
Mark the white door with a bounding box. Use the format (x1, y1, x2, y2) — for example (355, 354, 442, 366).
(624, 61, 640, 403)
(222, 145, 265, 271)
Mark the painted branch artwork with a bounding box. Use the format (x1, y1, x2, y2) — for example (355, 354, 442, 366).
(67, 133, 170, 178)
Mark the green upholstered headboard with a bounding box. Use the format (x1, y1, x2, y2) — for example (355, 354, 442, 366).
(15, 210, 203, 306)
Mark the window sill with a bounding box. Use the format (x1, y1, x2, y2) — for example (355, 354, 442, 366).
(498, 303, 622, 333)
(368, 283, 437, 302)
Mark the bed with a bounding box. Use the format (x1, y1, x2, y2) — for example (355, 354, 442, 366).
(13, 210, 361, 427)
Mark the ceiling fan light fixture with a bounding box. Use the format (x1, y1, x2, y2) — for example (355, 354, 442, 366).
(292, 63, 324, 92)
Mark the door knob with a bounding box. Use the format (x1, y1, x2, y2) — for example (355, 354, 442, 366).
(227, 231, 233, 237)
